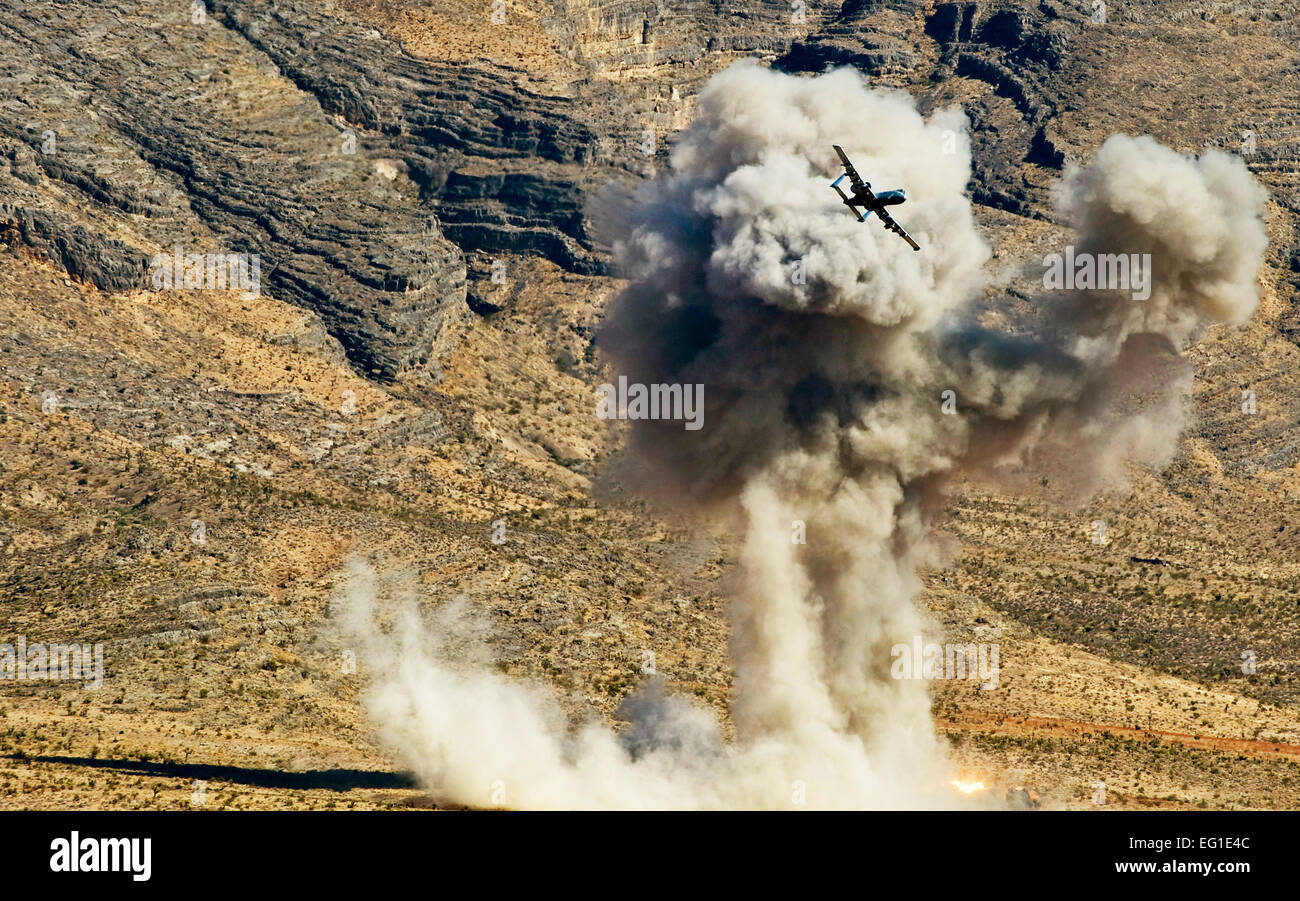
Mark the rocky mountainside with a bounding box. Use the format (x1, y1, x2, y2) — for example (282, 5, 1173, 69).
(2, 0, 1299, 809)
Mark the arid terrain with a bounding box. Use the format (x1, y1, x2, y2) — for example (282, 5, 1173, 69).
(1, 0, 1299, 809)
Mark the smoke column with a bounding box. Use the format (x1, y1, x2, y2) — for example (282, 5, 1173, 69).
(338, 61, 1267, 809)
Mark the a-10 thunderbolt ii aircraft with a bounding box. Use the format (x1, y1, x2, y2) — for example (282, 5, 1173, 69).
(829, 144, 921, 252)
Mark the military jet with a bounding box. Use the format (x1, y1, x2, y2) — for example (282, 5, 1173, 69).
(829, 144, 921, 252)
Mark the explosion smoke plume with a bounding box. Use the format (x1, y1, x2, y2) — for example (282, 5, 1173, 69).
(339, 62, 1267, 808)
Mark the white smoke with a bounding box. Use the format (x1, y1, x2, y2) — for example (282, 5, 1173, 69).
(339, 560, 942, 808)
(337, 61, 1267, 809)
(1053, 133, 1267, 361)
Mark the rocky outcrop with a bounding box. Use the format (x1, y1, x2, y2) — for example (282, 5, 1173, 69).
(2, 0, 1292, 376)
(0, 0, 471, 381)
(544, 0, 817, 76)
(211, 0, 620, 277)
(779, 0, 921, 74)
(0, 204, 146, 293)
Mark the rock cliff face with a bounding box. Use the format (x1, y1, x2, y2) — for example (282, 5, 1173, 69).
(4, 0, 1298, 384)
(0, 0, 650, 381)
(210, 0, 616, 277)
(0, 0, 473, 380)
(0, 0, 826, 384)
(542, 0, 817, 74)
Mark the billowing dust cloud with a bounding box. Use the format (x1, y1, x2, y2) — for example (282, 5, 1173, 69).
(338, 61, 1267, 808)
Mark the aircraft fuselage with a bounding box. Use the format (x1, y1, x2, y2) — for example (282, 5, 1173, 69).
(851, 187, 906, 210)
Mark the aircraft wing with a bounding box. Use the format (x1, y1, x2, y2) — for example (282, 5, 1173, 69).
(832, 144, 870, 195)
(877, 208, 922, 252)
(830, 178, 867, 220)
